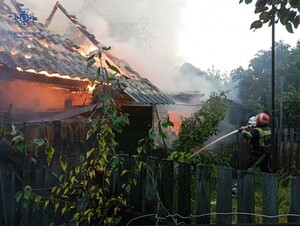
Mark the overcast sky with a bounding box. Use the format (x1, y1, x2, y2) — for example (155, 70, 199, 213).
(178, 1, 300, 72)
(18, 0, 300, 90)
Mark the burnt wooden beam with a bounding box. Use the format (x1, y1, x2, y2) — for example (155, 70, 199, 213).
(27, 104, 101, 123)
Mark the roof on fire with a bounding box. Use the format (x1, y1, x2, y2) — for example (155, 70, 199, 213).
(0, 0, 174, 105)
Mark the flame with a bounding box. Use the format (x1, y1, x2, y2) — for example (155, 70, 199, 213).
(16, 67, 90, 81)
(15, 66, 97, 93)
(87, 83, 97, 92)
(10, 50, 17, 55)
(16, 67, 23, 71)
(78, 44, 98, 56)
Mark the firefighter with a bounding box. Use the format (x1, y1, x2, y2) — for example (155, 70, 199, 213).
(239, 113, 272, 173)
(247, 116, 257, 128)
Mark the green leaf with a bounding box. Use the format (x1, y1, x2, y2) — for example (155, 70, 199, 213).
(121, 169, 128, 176)
(11, 135, 26, 152)
(54, 203, 59, 213)
(86, 129, 94, 140)
(105, 59, 112, 67)
(11, 125, 17, 135)
(0, 127, 11, 138)
(45, 146, 55, 166)
(44, 200, 50, 209)
(108, 64, 121, 75)
(86, 148, 95, 159)
(45, 146, 55, 157)
(293, 15, 300, 28)
(259, 12, 271, 22)
(250, 20, 263, 30)
(61, 206, 67, 215)
(86, 54, 95, 62)
(114, 125, 123, 133)
(87, 58, 96, 67)
(150, 142, 158, 150)
(100, 92, 110, 101)
(286, 22, 294, 33)
(138, 138, 145, 146)
(15, 191, 23, 202)
(149, 132, 156, 140)
(34, 138, 46, 147)
(137, 146, 143, 154)
(23, 185, 32, 199)
(97, 67, 101, 78)
(245, 0, 252, 4)
(60, 156, 68, 172)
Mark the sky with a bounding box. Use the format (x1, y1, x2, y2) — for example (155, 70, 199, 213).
(14, 0, 300, 91)
(178, 1, 300, 72)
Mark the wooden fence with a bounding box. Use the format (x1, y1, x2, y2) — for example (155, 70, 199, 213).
(1, 121, 300, 225)
(1, 154, 300, 225)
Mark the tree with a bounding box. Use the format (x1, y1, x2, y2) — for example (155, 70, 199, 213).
(232, 40, 300, 127)
(283, 85, 300, 127)
(173, 91, 228, 153)
(240, 0, 300, 33)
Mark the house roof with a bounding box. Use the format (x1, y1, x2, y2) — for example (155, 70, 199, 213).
(0, 0, 174, 105)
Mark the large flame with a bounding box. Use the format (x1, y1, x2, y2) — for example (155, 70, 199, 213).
(15, 66, 98, 93)
(16, 66, 89, 81)
(78, 44, 98, 56)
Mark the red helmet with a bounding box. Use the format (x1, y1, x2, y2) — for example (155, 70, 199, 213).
(256, 113, 270, 126)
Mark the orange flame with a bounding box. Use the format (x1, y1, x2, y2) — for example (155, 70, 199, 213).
(16, 66, 90, 81)
(10, 50, 17, 55)
(78, 44, 98, 56)
(87, 82, 97, 93)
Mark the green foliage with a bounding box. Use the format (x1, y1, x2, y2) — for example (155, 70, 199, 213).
(283, 85, 300, 127)
(137, 114, 173, 155)
(232, 40, 300, 127)
(240, 0, 300, 33)
(173, 91, 228, 153)
(16, 54, 133, 225)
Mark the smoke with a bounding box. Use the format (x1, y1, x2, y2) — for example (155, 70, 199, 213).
(19, 0, 186, 91)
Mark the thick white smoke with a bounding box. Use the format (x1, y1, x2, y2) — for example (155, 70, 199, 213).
(21, 0, 186, 91)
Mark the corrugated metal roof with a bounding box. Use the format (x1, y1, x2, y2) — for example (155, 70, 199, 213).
(0, 0, 174, 105)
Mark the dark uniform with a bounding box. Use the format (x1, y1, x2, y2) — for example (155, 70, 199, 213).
(241, 126, 271, 173)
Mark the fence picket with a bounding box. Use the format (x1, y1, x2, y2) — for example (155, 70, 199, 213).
(262, 173, 279, 223)
(237, 170, 255, 224)
(288, 176, 300, 222)
(177, 162, 191, 224)
(195, 164, 211, 224)
(216, 167, 233, 224)
(129, 155, 142, 212)
(160, 159, 174, 214)
(144, 156, 158, 213)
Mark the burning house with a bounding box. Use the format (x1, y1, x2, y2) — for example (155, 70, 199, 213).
(0, 0, 174, 153)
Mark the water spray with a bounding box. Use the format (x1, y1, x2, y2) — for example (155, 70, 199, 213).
(189, 129, 239, 159)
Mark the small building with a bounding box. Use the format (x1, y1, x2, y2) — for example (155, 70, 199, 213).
(0, 0, 174, 155)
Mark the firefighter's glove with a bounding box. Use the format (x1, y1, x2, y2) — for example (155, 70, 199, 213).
(238, 126, 248, 132)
